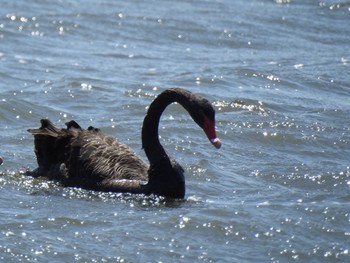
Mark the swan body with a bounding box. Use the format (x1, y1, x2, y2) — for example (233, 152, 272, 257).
(28, 88, 221, 198)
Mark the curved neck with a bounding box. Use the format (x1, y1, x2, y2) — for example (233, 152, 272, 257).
(142, 89, 192, 165)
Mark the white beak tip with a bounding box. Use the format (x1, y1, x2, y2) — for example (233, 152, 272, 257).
(210, 138, 222, 149)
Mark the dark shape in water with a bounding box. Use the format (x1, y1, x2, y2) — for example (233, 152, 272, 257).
(27, 88, 221, 198)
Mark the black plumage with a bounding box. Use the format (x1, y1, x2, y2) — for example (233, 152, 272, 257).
(27, 88, 221, 198)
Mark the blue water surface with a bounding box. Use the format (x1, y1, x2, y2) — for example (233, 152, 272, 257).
(0, 0, 349, 262)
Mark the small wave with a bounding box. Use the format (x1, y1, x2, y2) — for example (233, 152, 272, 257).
(319, 1, 350, 10)
(213, 99, 268, 116)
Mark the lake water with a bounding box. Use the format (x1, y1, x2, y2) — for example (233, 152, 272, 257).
(1, 0, 349, 262)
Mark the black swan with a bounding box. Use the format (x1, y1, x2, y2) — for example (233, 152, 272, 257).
(27, 88, 221, 198)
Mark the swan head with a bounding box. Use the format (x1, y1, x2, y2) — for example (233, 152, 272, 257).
(188, 95, 221, 149)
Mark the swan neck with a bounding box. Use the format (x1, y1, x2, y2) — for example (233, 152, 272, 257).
(142, 90, 185, 164)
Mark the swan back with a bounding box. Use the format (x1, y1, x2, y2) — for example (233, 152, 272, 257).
(28, 119, 148, 188)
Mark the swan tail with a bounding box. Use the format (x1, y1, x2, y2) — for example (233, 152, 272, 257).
(27, 119, 76, 180)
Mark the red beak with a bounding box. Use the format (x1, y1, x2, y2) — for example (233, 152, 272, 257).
(203, 117, 222, 149)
